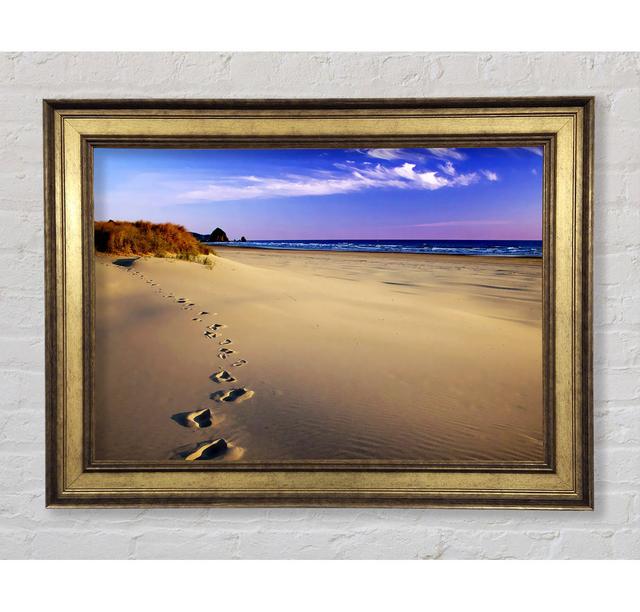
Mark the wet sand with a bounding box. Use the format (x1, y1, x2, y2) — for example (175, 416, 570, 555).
(94, 248, 544, 463)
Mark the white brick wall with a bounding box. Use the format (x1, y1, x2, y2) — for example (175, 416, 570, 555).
(0, 52, 638, 559)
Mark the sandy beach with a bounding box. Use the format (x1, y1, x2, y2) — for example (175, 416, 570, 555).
(94, 247, 544, 463)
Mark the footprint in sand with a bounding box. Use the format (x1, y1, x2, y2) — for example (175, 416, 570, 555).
(208, 323, 226, 331)
(204, 330, 218, 339)
(219, 338, 232, 346)
(217, 348, 235, 359)
(210, 369, 236, 383)
(192, 317, 203, 322)
(171, 408, 213, 429)
(176, 297, 188, 304)
(172, 439, 244, 461)
(210, 387, 254, 403)
(231, 359, 247, 367)
(199, 311, 209, 316)
(181, 438, 228, 460)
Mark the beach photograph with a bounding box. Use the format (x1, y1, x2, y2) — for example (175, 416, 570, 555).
(93, 145, 545, 464)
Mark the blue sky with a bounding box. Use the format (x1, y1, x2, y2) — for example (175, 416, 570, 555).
(94, 146, 543, 240)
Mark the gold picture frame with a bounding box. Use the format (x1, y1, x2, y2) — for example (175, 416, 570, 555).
(44, 98, 593, 508)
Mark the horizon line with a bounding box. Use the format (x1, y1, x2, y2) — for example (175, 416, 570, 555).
(208, 237, 543, 242)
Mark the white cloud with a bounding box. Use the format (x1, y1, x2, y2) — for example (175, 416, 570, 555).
(425, 148, 467, 161)
(454, 172, 480, 186)
(178, 160, 493, 203)
(393, 163, 419, 180)
(363, 148, 405, 160)
(532, 168, 538, 175)
(392, 163, 450, 190)
(438, 160, 457, 176)
(363, 147, 470, 164)
(181, 174, 366, 202)
(521, 146, 544, 157)
(481, 170, 499, 181)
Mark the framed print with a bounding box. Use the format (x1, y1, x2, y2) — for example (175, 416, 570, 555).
(44, 97, 593, 508)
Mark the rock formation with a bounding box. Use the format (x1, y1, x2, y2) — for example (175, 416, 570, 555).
(209, 227, 229, 242)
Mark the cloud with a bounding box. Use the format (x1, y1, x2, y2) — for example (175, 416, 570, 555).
(438, 160, 457, 176)
(521, 146, 544, 157)
(361, 148, 430, 164)
(178, 159, 494, 203)
(363, 148, 406, 160)
(454, 172, 481, 186)
(337, 161, 482, 190)
(481, 170, 499, 181)
(425, 148, 467, 160)
(180, 174, 367, 202)
(362, 147, 469, 164)
(392, 163, 450, 189)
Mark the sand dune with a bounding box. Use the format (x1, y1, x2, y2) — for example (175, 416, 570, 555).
(94, 248, 543, 462)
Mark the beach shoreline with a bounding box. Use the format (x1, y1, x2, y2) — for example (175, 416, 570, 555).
(94, 247, 544, 463)
(210, 244, 542, 263)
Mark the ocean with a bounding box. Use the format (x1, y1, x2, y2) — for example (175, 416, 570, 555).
(207, 239, 543, 257)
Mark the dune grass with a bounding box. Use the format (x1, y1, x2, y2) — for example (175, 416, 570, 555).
(95, 220, 214, 263)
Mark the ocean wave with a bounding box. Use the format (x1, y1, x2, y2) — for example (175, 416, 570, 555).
(208, 240, 542, 257)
